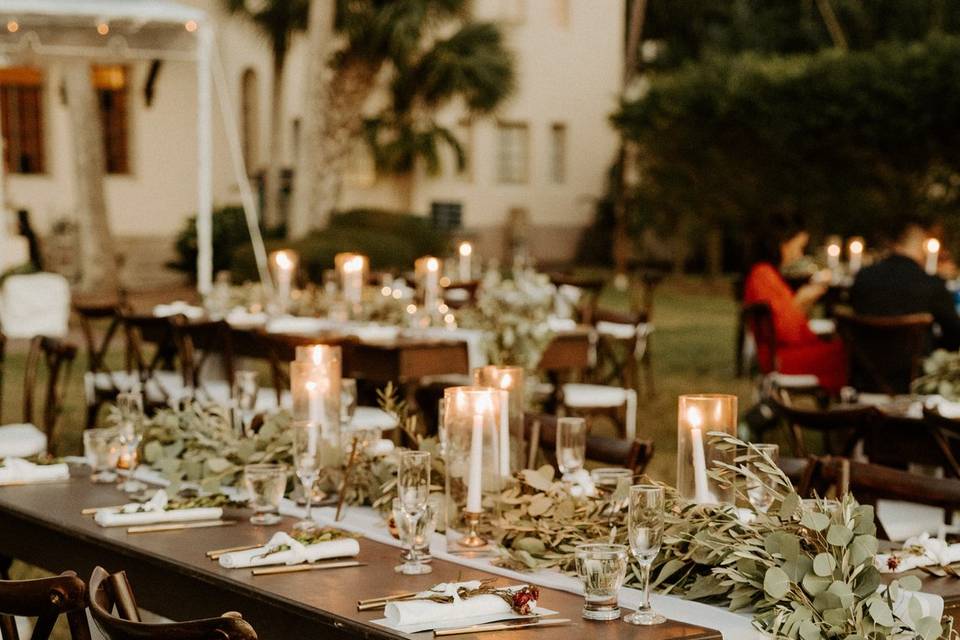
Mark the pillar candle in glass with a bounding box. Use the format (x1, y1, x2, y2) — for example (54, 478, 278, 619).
(676, 394, 737, 505)
(473, 365, 524, 479)
(269, 249, 298, 314)
(290, 345, 342, 467)
(442, 386, 503, 555)
(457, 241, 473, 282)
(335, 252, 368, 313)
(925, 238, 940, 276)
(847, 237, 864, 275)
(825, 236, 841, 274)
(416, 256, 442, 314)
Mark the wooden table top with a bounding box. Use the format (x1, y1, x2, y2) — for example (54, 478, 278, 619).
(0, 478, 721, 640)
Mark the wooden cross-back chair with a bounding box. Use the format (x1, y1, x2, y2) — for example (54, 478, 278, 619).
(176, 320, 237, 402)
(0, 572, 91, 640)
(766, 385, 874, 457)
(73, 299, 126, 427)
(740, 302, 778, 376)
(117, 311, 189, 413)
(22, 336, 78, 448)
(88, 567, 257, 640)
(523, 413, 654, 475)
(834, 307, 933, 394)
(919, 406, 960, 479)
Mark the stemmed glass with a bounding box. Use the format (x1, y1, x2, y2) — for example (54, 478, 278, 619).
(83, 428, 120, 484)
(116, 391, 146, 494)
(556, 417, 587, 477)
(395, 450, 432, 575)
(745, 443, 780, 514)
(232, 370, 260, 437)
(340, 379, 358, 428)
(624, 484, 666, 626)
(291, 420, 322, 534)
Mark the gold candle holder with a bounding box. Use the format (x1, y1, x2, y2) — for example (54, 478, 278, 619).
(458, 510, 487, 549)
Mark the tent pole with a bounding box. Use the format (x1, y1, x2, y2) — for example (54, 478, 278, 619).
(196, 21, 214, 295)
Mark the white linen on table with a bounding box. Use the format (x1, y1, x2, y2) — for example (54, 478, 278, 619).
(349, 407, 398, 431)
(0, 424, 47, 459)
(348, 325, 400, 343)
(225, 308, 268, 329)
(0, 458, 69, 485)
(878, 500, 946, 542)
(266, 316, 335, 335)
(218, 532, 359, 568)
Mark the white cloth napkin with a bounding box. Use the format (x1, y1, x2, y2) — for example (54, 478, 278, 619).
(384, 581, 517, 627)
(546, 316, 577, 333)
(152, 301, 205, 320)
(876, 532, 960, 573)
(94, 490, 222, 528)
(0, 423, 48, 459)
(218, 532, 360, 568)
(0, 458, 69, 485)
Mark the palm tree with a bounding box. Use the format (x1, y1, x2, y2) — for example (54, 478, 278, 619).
(223, 0, 309, 229)
(287, 0, 515, 236)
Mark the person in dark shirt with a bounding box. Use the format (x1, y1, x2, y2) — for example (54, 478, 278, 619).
(850, 218, 960, 350)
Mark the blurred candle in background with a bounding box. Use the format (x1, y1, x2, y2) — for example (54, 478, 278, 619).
(925, 237, 940, 276)
(270, 249, 298, 314)
(848, 238, 864, 275)
(458, 241, 473, 282)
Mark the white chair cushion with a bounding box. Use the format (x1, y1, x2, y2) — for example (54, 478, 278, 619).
(0, 423, 47, 459)
(768, 373, 822, 389)
(84, 370, 186, 405)
(199, 381, 287, 413)
(596, 321, 637, 340)
(547, 317, 577, 332)
(0, 272, 70, 339)
(562, 383, 629, 407)
(808, 318, 836, 336)
(153, 301, 205, 320)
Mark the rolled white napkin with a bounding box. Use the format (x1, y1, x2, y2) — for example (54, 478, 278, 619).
(384, 581, 515, 627)
(153, 301, 205, 320)
(875, 532, 960, 573)
(218, 532, 360, 569)
(94, 489, 222, 528)
(0, 458, 69, 485)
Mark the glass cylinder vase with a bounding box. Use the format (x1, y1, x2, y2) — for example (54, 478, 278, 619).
(442, 386, 503, 556)
(335, 252, 368, 317)
(269, 249, 298, 315)
(676, 394, 737, 505)
(415, 256, 443, 315)
(290, 345, 342, 467)
(473, 365, 525, 479)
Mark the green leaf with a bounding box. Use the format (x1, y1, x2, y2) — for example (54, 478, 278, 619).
(849, 535, 878, 566)
(916, 616, 943, 640)
(520, 468, 553, 492)
(826, 524, 853, 547)
(868, 599, 894, 627)
(527, 494, 552, 516)
(853, 565, 881, 598)
(205, 457, 233, 474)
(898, 575, 922, 592)
(813, 591, 841, 612)
(779, 492, 800, 518)
(802, 573, 831, 596)
(763, 566, 791, 600)
(143, 440, 163, 464)
(801, 510, 830, 532)
(799, 619, 823, 640)
(511, 537, 546, 556)
(813, 553, 836, 577)
(827, 581, 854, 608)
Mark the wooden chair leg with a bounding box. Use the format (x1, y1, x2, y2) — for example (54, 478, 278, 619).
(0, 614, 20, 640)
(0, 555, 11, 580)
(66, 610, 93, 640)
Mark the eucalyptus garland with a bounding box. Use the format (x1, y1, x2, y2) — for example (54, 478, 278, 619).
(913, 349, 960, 400)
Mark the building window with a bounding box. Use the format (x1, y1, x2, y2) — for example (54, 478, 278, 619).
(0, 67, 45, 174)
(93, 65, 129, 174)
(241, 68, 259, 171)
(496, 122, 529, 184)
(550, 123, 566, 184)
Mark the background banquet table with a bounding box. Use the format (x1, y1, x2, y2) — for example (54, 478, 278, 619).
(0, 478, 721, 640)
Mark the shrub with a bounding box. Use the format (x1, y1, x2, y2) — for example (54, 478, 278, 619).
(168, 206, 283, 279)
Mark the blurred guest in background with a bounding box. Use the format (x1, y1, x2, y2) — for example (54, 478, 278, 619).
(743, 225, 847, 392)
(851, 216, 960, 350)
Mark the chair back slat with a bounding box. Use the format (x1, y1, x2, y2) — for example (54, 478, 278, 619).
(523, 413, 654, 474)
(834, 307, 933, 394)
(0, 572, 90, 640)
(177, 321, 236, 399)
(741, 302, 777, 374)
(89, 567, 257, 640)
(22, 336, 78, 449)
(118, 313, 188, 405)
(767, 386, 874, 457)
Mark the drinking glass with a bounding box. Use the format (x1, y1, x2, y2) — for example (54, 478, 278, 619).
(116, 390, 144, 422)
(84, 428, 120, 484)
(394, 498, 436, 573)
(232, 370, 260, 437)
(115, 396, 146, 494)
(591, 468, 633, 490)
(625, 484, 666, 626)
(243, 463, 287, 525)
(340, 378, 358, 428)
(745, 443, 779, 514)
(291, 420, 322, 534)
(575, 543, 628, 621)
(556, 417, 587, 476)
(395, 451, 432, 575)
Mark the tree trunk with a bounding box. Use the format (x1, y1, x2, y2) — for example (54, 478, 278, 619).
(63, 60, 119, 296)
(264, 55, 286, 229)
(288, 0, 336, 239)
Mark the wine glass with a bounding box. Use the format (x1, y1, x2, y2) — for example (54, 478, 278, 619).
(395, 450, 432, 575)
(340, 378, 358, 428)
(115, 391, 146, 493)
(556, 417, 587, 476)
(624, 484, 666, 626)
(291, 420, 322, 534)
(232, 370, 260, 437)
(745, 443, 780, 513)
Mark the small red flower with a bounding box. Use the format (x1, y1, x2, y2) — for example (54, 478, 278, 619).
(512, 586, 540, 615)
(887, 556, 900, 571)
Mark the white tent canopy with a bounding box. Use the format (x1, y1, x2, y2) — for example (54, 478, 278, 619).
(0, 0, 268, 293)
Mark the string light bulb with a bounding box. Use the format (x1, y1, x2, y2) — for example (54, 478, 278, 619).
(97, 22, 109, 35)
(6, 21, 18, 33)
(185, 20, 198, 32)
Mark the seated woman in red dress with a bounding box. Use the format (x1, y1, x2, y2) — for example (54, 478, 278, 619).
(743, 228, 847, 393)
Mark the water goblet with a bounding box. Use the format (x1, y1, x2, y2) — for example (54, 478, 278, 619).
(398, 450, 431, 512)
(745, 443, 780, 514)
(83, 427, 120, 484)
(624, 484, 666, 626)
(575, 543, 628, 621)
(392, 498, 434, 575)
(340, 378, 358, 428)
(115, 416, 146, 494)
(243, 463, 287, 525)
(291, 420, 322, 534)
(556, 417, 587, 476)
(232, 370, 260, 437)
(116, 390, 144, 422)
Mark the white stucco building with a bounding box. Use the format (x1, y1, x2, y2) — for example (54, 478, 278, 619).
(0, 0, 623, 285)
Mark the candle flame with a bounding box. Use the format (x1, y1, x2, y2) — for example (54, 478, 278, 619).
(344, 255, 364, 272)
(849, 239, 864, 254)
(926, 238, 941, 253)
(459, 242, 473, 257)
(827, 244, 840, 258)
(500, 372, 513, 389)
(273, 250, 294, 270)
(687, 406, 703, 429)
(426, 257, 439, 271)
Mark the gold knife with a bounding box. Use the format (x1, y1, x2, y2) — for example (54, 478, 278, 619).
(434, 618, 571, 636)
(251, 560, 365, 576)
(356, 592, 420, 611)
(127, 520, 237, 534)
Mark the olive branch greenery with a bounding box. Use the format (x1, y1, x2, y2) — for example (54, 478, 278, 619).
(913, 349, 960, 400)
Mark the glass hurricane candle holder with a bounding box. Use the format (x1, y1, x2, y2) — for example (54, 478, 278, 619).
(442, 386, 503, 556)
(335, 252, 368, 316)
(269, 249, 299, 315)
(415, 256, 442, 315)
(291, 345, 342, 468)
(677, 394, 737, 505)
(473, 365, 525, 480)
(847, 237, 865, 275)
